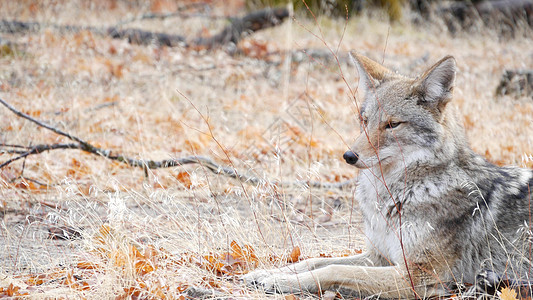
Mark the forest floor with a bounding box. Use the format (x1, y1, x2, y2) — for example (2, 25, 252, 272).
(1, 1, 533, 298)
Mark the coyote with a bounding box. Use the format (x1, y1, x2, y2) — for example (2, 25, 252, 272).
(244, 52, 533, 298)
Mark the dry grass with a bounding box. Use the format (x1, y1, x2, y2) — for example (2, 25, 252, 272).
(1, 0, 533, 298)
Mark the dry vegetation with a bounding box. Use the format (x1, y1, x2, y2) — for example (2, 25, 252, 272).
(1, 0, 533, 299)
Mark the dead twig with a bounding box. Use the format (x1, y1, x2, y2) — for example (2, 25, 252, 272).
(0, 97, 354, 189)
(0, 143, 79, 168)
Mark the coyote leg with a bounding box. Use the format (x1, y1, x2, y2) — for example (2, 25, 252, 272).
(247, 263, 440, 299)
(243, 252, 379, 285)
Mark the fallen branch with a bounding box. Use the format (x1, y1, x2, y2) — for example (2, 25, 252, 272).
(0, 98, 353, 190)
(495, 69, 533, 98)
(0, 7, 289, 49)
(0, 143, 79, 169)
(437, 0, 533, 34)
(191, 7, 289, 49)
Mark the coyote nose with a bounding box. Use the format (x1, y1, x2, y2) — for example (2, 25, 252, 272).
(343, 151, 358, 165)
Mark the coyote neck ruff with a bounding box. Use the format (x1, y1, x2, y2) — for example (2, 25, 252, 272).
(245, 53, 533, 299)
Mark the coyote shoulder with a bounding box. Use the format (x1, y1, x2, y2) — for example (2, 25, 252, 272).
(244, 52, 533, 298)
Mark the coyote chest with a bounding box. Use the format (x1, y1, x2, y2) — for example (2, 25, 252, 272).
(356, 168, 449, 263)
(356, 170, 405, 262)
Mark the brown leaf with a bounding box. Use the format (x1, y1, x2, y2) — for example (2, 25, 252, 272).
(25, 274, 47, 286)
(66, 158, 91, 179)
(231, 241, 244, 259)
(13, 180, 38, 190)
(6, 283, 20, 297)
(500, 287, 519, 300)
(76, 261, 101, 270)
(175, 171, 192, 189)
(288, 246, 301, 263)
(67, 273, 77, 287)
(195, 241, 258, 275)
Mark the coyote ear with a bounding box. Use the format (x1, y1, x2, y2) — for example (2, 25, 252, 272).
(416, 56, 456, 111)
(350, 51, 391, 94)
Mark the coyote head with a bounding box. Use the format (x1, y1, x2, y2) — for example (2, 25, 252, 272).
(344, 52, 461, 171)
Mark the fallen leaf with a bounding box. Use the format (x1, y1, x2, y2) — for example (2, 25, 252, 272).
(288, 246, 301, 263)
(175, 171, 192, 189)
(76, 261, 101, 270)
(6, 283, 20, 297)
(13, 179, 39, 191)
(500, 287, 519, 300)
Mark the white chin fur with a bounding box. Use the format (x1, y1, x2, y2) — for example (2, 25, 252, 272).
(354, 147, 433, 170)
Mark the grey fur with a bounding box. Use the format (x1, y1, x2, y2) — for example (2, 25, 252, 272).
(244, 53, 533, 298)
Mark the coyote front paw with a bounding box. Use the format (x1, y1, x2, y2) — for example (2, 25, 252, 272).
(242, 269, 276, 286)
(476, 269, 502, 295)
(243, 270, 318, 294)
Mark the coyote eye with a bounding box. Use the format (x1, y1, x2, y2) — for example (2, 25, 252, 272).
(385, 121, 402, 129)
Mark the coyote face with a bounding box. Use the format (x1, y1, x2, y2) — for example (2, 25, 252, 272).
(245, 53, 533, 299)
(343, 53, 459, 173)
